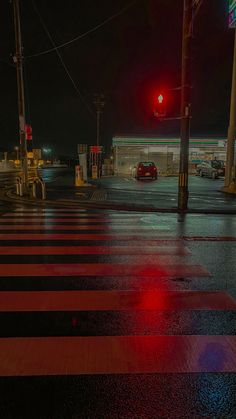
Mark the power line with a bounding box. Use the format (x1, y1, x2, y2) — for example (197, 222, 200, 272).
(31, 0, 95, 117)
(26, 0, 140, 59)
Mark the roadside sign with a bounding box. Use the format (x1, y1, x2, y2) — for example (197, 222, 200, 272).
(25, 124, 32, 140)
(90, 145, 103, 154)
(78, 144, 88, 154)
(218, 140, 227, 148)
(229, 0, 236, 28)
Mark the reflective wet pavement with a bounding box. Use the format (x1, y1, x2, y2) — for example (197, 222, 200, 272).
(1, 373, 236, 419)
(2, 168, 236, 211)
(0, 206, 235, 418)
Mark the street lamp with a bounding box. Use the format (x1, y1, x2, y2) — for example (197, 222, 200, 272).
(42, 148, 52, 154)
(42, 148, 52, 163)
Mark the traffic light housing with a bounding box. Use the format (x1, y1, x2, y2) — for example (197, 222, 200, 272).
(154, 93, 166, 118)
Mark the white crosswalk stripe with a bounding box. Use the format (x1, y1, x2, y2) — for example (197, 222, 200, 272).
(0, 206, 235, 378)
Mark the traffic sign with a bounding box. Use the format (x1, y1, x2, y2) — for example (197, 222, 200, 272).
(90, 145, 103, 154)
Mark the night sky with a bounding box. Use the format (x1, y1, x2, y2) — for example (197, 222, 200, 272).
(0, 0, 234, 156)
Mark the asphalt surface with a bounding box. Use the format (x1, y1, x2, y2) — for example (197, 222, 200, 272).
(0, 169, 236, 417)
(0, 201, 235, 418)
(38, 169, 236, 211)
(95, 175, 236, 211)
(1, 168, 236, 212)
(1, 374, 236, 419)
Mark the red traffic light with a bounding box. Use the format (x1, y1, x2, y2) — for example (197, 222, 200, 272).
(154, 93, 166, 118)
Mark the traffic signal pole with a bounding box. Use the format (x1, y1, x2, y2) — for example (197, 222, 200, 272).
(178, 0, 193, 211)
(13, 0, 28, 186)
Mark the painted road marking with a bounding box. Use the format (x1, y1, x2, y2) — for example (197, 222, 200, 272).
(0, 335, 236, 375)
(0, 290, 234, 311)
(0, 263, 210, 277)
(1, 206, 226, 381)
(0, 245, 190, 255)
(0, 233, 232, 242)
(0, 224, 171, 231)
(2, 213, 114, 219)
(11, 210, 148, 216)
(0, 233, 179, 240)
(0, 218, 156, 224)
(3, 212, 149, 218)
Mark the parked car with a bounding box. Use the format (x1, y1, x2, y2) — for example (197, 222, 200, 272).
(134, 162, 158, 180)
(196, 160, 225, 179)
(211, 159, 225, 176)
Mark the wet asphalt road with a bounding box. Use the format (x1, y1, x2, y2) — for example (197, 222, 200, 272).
(95, 175, 236, 211)
(1, 373, 236, 419)
(40, 169, 236, 211)
(1, 168, 236, 211)
(0, 173, 236, 418)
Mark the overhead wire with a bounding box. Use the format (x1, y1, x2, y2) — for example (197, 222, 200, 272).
(26, 0, 140, 59)
(31, 0, 95, 117)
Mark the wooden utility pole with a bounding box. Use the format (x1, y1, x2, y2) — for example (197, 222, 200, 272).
(178, 0, 193, 211)
(225, 30, 236, 189)
(13, 0, 28, 186)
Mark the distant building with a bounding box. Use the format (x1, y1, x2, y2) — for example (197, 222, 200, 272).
(112, 136, 227, 176)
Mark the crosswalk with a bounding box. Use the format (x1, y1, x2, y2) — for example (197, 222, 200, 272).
(0, 206, 235, 380)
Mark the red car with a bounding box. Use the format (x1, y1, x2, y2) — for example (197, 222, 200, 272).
(135, 161, 158, 180)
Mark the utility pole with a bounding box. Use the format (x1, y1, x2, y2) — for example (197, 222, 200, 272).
(178, 0, 193, 211)
(224, 29, 236, 191)
(93, 94, 105, 146)
(13, 0, 28, 186)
